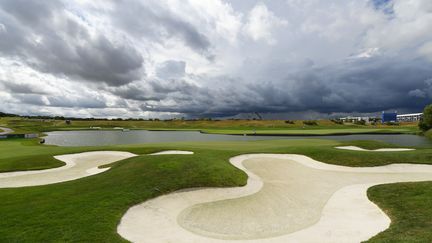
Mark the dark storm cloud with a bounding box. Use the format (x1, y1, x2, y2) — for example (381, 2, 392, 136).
(149, 79, 198, 94)
(111, 0, 212, 57)
(0, 0, 144, 86)
(108, 81, 162, 102)
(250, 57, 432, 114)
(108, 78, 200, 102)
(132, 56, 432, 117)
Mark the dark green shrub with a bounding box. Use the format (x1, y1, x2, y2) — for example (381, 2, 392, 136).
(419, 104, 432, 131)
(303, 120, 318, 126)
(285, 120, 295, 124)
(331, 119, 343, 125)
(354, 120, 366, 125)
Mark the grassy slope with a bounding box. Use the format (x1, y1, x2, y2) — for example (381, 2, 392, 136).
(0, 116, 419, 135)
(354, 135, 432, 242)
(0, 138, 432, 242)
(368, 182, 432, 242)
(425, 129, 432, 140)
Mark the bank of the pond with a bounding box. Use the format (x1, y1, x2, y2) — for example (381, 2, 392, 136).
(43, 130, 432, 147)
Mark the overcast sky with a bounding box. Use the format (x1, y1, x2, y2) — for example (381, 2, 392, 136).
(0, 0, 431, 119)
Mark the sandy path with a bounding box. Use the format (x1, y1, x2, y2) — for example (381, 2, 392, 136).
(118, 154, 432, 243)
(0, 126, 14, 135)
(335, 146, 414, 152)
(0, 151, 136, 188)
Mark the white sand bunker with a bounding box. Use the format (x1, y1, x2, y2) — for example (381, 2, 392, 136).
(149, 150, 194, 155)
(336, 146, 414, 152)
(0, 151, 136, 188)
(0, 126, 13, 135)
(118, 154, 432, 243)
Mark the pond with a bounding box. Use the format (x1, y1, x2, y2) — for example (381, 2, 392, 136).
(43, 130, 432, 147)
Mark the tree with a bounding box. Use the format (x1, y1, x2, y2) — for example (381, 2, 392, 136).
(419, 104, 432, 131)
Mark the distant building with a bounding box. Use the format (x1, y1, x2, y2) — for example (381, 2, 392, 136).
(339, 116, 373, 123)
(397, 113, 423, 122)
(382, 112, 397, 123)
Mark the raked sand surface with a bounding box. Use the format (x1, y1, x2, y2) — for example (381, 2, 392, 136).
(335, 146, 415, 152)
(0, 151, 137, 188)
(118, 154, 432, 243)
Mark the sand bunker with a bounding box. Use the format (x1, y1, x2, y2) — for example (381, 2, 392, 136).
(118, 154, 432, 243)
(0, 151, 136, 188)
(0, 126, 13, 135)
(335, 146, 414, 152)
(149, 150, 194, 155)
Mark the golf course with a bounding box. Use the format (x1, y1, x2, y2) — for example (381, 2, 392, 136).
(2, 0, 432, 241)
(1, 117, 432, 242)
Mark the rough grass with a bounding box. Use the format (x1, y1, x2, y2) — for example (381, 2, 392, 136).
(0, 138, 431, 242)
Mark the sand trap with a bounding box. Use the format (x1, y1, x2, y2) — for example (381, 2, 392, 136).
(0, 151, 136, 188)
(335, 146, 414, 152)
(118, 154, 432, 243)
(149, 150, 194, 155)
(0, 126, 13, 135)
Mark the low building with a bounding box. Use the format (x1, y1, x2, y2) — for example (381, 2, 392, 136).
(339, 116, 371, 123)
(397, 113, 423, 122)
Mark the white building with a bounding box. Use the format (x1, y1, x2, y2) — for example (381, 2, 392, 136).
(339, 116, 371, 122)
(397, 113, 423, 122)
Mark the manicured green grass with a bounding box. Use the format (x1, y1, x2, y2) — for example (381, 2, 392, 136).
(368, 182, 432, 242)
(0, 138, 431, 242)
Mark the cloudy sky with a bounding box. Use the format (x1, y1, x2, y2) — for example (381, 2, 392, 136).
(0, 0, 431, 119)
